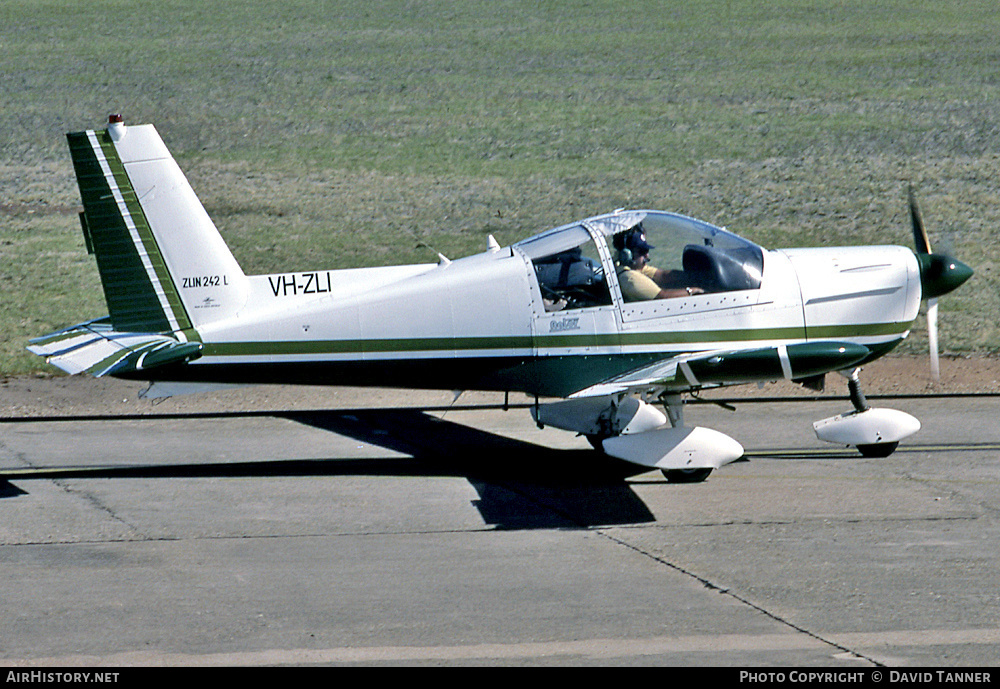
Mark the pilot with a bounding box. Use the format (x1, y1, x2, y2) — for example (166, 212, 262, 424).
(614, 226, 704, 302)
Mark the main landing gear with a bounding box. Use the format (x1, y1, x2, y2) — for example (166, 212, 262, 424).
(533, 393, 744, 483)
(596, 393, 742, 484)
(813, 368, 920, 457)
(656, 394, 714, 483)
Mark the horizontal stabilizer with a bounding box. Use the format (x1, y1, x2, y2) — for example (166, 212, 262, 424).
(28, 318, 202, 377)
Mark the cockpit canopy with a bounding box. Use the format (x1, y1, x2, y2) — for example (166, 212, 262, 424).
(516, 211, 764, 309)
(590, 210, 764, 292)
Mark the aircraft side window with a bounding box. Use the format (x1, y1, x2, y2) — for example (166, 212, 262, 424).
(531, 241, 613, 311)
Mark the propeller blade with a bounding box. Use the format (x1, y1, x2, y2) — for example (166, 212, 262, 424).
(906, 186, 965, 382)
(909, 184, 932, 254)
(927, 297, 940, 382)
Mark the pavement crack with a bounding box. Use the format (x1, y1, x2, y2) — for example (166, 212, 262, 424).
(0, 435, 147, 536)
(595, 528, 884, 667)
(54, 479, 146, 536)
(899, 471, 1000, 518)
(484, 477, 885, 664)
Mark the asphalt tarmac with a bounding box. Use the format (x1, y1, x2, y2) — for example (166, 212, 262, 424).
(1, 391, 999, 667)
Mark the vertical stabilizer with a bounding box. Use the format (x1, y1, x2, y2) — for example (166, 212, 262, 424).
(68, 115, 248, 335)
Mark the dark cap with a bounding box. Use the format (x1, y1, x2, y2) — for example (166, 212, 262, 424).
(624, 228, 654, 255)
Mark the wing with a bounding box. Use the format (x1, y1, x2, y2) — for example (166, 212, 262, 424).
(568, 341, 873, 398)
(27, 318, 202, 377)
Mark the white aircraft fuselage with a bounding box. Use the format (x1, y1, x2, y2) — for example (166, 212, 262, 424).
(177, 235, 920, 399)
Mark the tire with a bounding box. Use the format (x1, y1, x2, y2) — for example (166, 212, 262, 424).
(662, 468, 713, 483)
(856, 442, 898, 458)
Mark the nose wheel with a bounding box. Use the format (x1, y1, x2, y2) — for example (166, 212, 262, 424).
(847, 370, 899, 457)
(856, 442, 899, 458)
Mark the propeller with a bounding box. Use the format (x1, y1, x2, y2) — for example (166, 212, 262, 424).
(907, 185, 973, 381)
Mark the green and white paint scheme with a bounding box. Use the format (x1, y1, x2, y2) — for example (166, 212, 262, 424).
(29, 116, 973, 481)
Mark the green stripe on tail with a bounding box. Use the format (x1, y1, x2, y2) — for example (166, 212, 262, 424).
(67, 130, 191, 334)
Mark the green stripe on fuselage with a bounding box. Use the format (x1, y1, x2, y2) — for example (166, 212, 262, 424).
(201, 321, 910, 358)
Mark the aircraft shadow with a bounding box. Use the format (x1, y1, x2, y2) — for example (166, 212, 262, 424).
(0, 481, 28, 499)
(1, 410, 657, 529)
(283, 409, 657, 529)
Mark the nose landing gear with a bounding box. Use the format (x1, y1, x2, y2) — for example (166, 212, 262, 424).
(813, 368, 920, 457)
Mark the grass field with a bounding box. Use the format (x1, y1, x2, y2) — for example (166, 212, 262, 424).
(2, 0, 998, 375)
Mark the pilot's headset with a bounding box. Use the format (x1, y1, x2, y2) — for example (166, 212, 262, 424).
(615, 226, 653, 265)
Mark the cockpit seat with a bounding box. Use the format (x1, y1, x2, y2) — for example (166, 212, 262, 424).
(533, 247, 609, 309)
(534, 248, 605, 291)
(682, 244, 763, 292)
